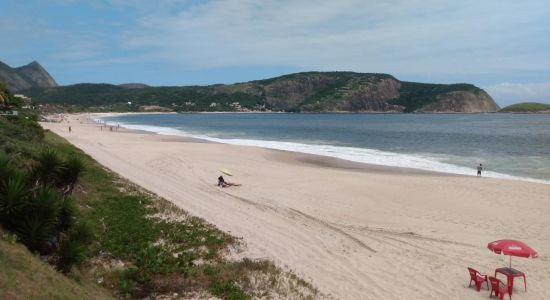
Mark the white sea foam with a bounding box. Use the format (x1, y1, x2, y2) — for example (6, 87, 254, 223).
(97, 117, 550, 185)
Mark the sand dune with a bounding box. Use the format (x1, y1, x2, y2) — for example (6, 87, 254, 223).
(42, 114, 550, 299)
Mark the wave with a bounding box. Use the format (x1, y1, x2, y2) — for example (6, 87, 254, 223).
(95, 116, 550, 185)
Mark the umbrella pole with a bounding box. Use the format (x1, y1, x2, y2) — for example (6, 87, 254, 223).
(509, 256, 512, 268)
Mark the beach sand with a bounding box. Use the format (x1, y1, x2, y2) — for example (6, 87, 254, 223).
(42, 114, 550, 299)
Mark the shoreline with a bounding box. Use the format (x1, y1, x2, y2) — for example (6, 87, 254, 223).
(92, 112, 465, 179)
(94, 112, 550, 185)
(92, 113, 449, 177)
(41, 113, 550, 299)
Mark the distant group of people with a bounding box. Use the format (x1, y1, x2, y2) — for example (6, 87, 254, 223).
(69, 121, 121, 133)
(98, 121, 120, 132)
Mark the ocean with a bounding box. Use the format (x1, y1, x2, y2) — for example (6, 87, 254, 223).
(98, 113, 550, 184)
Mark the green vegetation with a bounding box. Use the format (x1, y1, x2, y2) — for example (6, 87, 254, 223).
(286, 72, 394, 112)
(24, 84, 268, 112)
(46, 131, 317, 298)
(0, 85, 106, 299)
(501, 102, 550, 112)
(22, 71, 488, 113)
(1, 85, 91, 275)
(0, 84, 318, 299)
(252, 71, 393, 85)
(388, 82, 480, 112)
(0, 82, 23, 111)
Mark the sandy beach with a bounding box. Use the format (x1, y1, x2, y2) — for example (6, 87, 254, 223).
(42, 114, 550, 299)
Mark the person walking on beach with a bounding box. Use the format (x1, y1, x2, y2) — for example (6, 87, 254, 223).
(477, 163, 483, 177)
(68, 126, 71, 133)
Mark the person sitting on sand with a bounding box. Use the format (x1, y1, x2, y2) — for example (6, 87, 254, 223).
(218, 176, 241, 188)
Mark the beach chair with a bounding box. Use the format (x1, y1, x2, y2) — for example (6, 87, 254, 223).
(468, 267, 489, 291)
(489, 276, 510, 300)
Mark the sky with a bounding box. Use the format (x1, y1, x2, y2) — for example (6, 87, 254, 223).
(1, 0, 550, 106)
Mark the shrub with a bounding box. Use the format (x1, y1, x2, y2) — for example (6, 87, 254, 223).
(32, 149, 64, 187)
(58, 155, 85, 196)
(0, 173, 30, 226)
(57, 221, 94, 273)
(0, 155, 16, 182)
(29, 186, 62, 227)
(58, 196, 77, 231)
(17, 215, 56, 252)
(210, 281, 249, 300)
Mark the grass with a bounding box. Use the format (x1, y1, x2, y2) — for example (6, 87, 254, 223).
(0, 228, 112, 300)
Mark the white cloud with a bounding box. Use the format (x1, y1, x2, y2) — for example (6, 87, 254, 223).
(3, 0, 550, 86)
(117, 0, 550, 75)
(485, 82, 550, 106)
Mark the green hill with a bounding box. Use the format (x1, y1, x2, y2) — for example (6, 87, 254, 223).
(23, 71, 499, 113)
(501, 102, 550, 112)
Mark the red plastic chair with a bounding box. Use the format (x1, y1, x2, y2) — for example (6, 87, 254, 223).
(489, 276, 510, 300)
(468, 267, 489, 291)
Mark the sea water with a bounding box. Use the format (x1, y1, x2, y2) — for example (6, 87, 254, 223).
(98, 113, 550, 184)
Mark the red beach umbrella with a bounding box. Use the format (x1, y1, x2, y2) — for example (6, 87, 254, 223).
(487, 239, 538, 268)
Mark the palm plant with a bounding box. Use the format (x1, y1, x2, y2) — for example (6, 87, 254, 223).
(0, 155, 16, 183)
(29, 186, 62, 228)
(32, 149, 64, 187)
(17, 215, 56, 252)
(1, 152, 92, 267)
(58, 155, 85, 196)
(0, 173, 30, 228)
(57, 221, 93, 273)
(58, 196, 76, 232)
(17, 186, 62, 253)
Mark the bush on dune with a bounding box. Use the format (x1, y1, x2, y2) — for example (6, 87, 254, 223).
(0, 147, 90, 273)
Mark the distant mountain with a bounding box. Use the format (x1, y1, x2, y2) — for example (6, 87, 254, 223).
(501, 102, 550, 113)
(0, 60, 57, 92)
(24, 71, 499, 113)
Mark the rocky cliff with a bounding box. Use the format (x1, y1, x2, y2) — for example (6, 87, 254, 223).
(0, 60, 58, 92)
(419, 90, 500, 113)
(242, 72, 404, 112)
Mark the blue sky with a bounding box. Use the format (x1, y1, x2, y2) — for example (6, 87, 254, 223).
(1, 0, 550, 106)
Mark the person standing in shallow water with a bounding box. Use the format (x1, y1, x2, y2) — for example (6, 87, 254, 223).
(477, 163, 483, 176)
